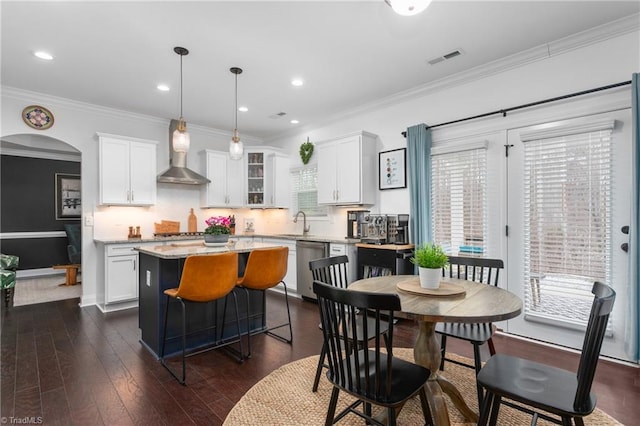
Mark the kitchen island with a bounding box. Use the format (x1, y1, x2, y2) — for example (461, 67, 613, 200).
(137, 240, 285, 358)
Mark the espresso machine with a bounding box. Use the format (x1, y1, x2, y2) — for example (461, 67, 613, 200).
(347, 210, 369, 238)
(386, 214, 410, 244)
(360, 214, 388, 244)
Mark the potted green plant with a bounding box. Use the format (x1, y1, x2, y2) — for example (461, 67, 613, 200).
(411, 243, 449, 289)
(204, 216, 231, 245)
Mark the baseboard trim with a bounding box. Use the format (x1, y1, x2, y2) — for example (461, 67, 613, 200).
(495, 330, 639, 367)
(16, 268, 65, 278)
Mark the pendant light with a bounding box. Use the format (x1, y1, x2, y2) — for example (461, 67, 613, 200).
(385, 0, 432, 16)
(229, 67, 244, 160)
(172, 46, 190, 153)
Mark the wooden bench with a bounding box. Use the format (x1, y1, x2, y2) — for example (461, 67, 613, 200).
(53, 264, 81, 286)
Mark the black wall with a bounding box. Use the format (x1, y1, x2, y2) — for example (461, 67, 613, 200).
(1, 155, 81, 269)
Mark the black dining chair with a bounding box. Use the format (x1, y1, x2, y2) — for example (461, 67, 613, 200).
(436, 255, 504, 404)
(313, 280, 433, 426)
(477, 281, 615, 426)
(309, 255, 390, 392)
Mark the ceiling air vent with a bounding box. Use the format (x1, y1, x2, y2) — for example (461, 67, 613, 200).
(428, 49, 464, 66)
(269, 111, 287, 119)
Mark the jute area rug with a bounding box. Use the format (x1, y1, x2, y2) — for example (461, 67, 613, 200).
(13, 275, 81, 307)
(224, 349, 621, 426)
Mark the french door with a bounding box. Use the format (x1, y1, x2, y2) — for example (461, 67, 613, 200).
(506, 109, 632, 361)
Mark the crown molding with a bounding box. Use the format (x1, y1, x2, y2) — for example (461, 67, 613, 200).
(266, 13, 639, 143)
(549, 12, 639, 56)
(2, 86, 265, 144)
(2, 86, 167, 126)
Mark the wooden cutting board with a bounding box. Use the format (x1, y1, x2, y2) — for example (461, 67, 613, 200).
(154, 220, 180, 234)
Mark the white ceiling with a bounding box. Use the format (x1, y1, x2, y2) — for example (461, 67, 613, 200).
(2, 1, 639, 141)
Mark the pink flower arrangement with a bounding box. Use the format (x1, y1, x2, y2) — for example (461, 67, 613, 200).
(204, 216, 231, 235)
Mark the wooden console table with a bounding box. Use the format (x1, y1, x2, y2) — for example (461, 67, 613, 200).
(53, 264, 81, 286)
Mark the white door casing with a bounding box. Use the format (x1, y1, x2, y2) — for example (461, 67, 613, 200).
(506, 109, 632, 361)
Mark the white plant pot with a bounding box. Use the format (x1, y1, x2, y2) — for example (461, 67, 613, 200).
(418, 267, 441, 289)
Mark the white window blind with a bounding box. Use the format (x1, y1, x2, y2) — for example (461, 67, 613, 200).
(290, 166, 327, 217)
(522, 124, 612, 330)
(431, 145, 487, 256)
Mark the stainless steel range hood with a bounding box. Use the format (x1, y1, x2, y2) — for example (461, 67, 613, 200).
(157, 119, 210, 185)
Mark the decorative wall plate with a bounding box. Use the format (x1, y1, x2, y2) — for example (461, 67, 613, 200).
(22, 105, 54, 130)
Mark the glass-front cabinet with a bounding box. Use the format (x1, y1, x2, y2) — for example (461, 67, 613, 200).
(200, 148, 289, 208)
(247, 151, 265, 206)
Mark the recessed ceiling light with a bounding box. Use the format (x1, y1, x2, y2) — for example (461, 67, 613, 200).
(34, 51, 53, 61)
(157, 84, 170, 91)
(238, 106, 248, 112)
(290, 119, 299, 124)
(291, 79, 304, 87)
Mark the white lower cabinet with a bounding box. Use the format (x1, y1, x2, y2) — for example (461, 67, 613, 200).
(106, 251, 137, 303)
(97, 241, 155, 312)
(261, 238, 297, 291)
(330, 242, 358, 283)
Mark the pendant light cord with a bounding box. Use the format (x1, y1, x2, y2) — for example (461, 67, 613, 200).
(234, 72, 238, 130)
(179, 53, 184, 118)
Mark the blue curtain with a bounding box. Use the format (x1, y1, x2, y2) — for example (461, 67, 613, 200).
(627, 73, 640, 362)
(407, 124, 432, 247)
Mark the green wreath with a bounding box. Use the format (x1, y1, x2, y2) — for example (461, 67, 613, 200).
(299, 137, 314, 165)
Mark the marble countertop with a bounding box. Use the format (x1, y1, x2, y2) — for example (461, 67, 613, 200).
(95, 233, 360, 245)
(136, 240, 284, 259)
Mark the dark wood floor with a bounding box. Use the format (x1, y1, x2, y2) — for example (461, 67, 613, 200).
(1, 293, 638, 425)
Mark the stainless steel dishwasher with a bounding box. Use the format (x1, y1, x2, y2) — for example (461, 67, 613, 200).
(296, 240, 329, 301)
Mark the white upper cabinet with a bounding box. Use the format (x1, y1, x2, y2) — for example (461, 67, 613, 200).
(267, 152, 290, 208)
(97, 133, 157, 206)
(246, 148, 290, 208)
(317, 131, 377, 205)
(200, 148, 289, 208)
(199, 150, 245, 208)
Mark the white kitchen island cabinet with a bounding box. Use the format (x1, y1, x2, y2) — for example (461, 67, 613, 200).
(97, 133, 158, 206)
(316, 131, 377, 205)
(199, 149, 244, 208)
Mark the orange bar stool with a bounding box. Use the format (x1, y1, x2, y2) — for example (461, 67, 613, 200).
(160, 252, 243, 384)
(234, 246, 292, 358)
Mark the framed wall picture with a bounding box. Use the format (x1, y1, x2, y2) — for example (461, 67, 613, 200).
(379, 148, 406, 190)
(56, 173, 81, 220)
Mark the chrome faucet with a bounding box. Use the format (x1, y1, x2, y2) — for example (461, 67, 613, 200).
(294, 210, 311, 234)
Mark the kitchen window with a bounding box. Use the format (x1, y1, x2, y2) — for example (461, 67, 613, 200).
(431, 141, 488, 255)
(290, 165, 327, 217)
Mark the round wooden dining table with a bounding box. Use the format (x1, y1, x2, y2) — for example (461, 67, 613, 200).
(349, 275, 522, 425)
